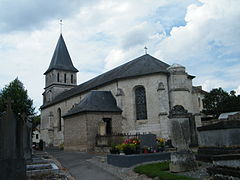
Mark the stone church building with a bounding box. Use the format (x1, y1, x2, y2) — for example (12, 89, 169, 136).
(40, 34, 205, 151)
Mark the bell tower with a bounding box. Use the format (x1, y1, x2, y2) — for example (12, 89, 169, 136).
(43, 34, 78, 104)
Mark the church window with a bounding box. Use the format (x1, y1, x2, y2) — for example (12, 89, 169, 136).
(57, 73, 60, 82)
(64, 74, 67, 83)
(71, 74, 74, 84)
(135, 86, 147, 120)
(58, 108, 62, 131)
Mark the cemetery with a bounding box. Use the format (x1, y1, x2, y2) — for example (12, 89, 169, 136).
(0, 98, 67, 180)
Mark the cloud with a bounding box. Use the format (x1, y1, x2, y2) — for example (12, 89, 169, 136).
(0, 0, 239, 112)
(0, 0, 95, 33)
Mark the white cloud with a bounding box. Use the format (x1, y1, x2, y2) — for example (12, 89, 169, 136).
(0, 0, 239, 111)
(236, 86, 240, 95)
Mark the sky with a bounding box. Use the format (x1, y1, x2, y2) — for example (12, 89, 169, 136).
(0, 0, 240, 113)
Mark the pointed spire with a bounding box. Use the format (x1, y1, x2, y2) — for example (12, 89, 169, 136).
(44, 34, 78, 74)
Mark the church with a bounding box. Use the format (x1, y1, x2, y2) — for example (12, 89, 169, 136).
(40, 34, 205, 151)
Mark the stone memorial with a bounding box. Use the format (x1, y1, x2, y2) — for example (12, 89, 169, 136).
(168, 105, 197, 172)
(197, 120, 240, 179)
(0, 98, 26, 180)
(139, 133, 157, 151)
(22, 113, 32, 161)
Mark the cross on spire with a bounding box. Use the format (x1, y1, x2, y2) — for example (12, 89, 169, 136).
(144, 46, 148, 54)
(60, 19, 63, 34)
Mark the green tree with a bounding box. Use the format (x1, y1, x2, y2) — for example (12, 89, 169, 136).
(0, 78, 35, 117)
(203, 87, 240, 118)
(32, 115, 40, 129)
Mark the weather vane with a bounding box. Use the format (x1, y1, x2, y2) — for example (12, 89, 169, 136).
(60, 19, 63, 34)
(144, 46, 148, 54)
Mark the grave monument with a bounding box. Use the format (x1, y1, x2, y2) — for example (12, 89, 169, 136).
(168, 105, 197, 172)
(0, 98, 26, 180)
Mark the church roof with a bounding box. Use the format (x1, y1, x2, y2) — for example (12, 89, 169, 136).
(44, 34, 78, 74)
(63, 91, 122, 118)
(41, 54, 170, 109)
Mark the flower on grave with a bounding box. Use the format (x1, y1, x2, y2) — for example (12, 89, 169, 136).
(156, 137, 165, 147)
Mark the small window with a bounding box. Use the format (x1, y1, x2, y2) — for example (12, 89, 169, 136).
(58, 108, 61, 131)
(57, 73, 60, 82)
(135, 86, 147, 120)
(64, 74, 66, 83)
(36, 134, 39, 139)
(71, 74, 74, 84)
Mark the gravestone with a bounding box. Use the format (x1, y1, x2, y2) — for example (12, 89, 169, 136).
(197, 120, 240, 179)
(22, 113, 32, 161)
(168, 105, 197, 172)
(0, 98, 26, 180)
(139, 133, 157, 150)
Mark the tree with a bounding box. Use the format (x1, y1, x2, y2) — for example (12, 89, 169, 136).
(203, 87, 240, 118)
(32, 115, 40, 129)
(0, 78, 35, 117)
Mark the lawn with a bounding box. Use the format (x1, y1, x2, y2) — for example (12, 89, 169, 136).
(133, 161, 198, 180)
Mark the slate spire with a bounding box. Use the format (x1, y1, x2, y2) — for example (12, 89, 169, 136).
(44, 34, 78, 74)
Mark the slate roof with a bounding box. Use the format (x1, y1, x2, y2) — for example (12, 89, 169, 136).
(41, 54, 170, 109)
(63, 91, 122, 118)
(44, 34, 78, 74)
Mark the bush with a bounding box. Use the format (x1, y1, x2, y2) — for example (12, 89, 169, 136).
(110, 145, 120, 154)
(123, 144, 136, 155)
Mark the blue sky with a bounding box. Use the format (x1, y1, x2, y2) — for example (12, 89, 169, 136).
(0, 0, 239, 113)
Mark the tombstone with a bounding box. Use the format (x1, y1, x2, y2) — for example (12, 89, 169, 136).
(0, 98, 26, 180)
(22, 113, 32, 161)
(168, 105, 197, 172)
(197, 120, 240, 179)
(139, 133, 157, 150)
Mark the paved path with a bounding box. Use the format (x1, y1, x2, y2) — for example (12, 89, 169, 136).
(48, 150, 120, 180)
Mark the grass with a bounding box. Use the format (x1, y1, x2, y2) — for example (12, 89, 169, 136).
(133, 161, 198, 180)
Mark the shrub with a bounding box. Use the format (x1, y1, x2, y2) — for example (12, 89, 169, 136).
(110, 145, 120, 154)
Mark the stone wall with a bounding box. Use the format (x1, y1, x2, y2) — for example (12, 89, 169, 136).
(198, 120, 240, 147)
(64, 112, 122, 152)
(64, 114, 88, 151)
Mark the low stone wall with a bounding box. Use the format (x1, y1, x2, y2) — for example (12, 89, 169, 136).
(197, 120, 240, 147)
(107, 152, 170, 167)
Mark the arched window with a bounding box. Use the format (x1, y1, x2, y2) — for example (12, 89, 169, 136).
(64, 73, 67, 83)
(135, 86, 147, 120)
(57, 73, 60, 82)
(71, 74, 74, 84)
(58, 108, 62, 131)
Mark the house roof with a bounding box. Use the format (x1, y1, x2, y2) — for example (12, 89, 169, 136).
(44, 34, 78, 74)
(63, 91, 122, 118)
(41, 54, 170, 109)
